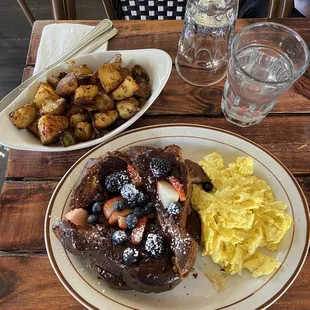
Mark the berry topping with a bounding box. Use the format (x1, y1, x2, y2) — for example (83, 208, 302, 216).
(92, 202, 103, 214)
(168, 176, 186, 201)
(126, 213, 138, 229)
(157, 180, 179, 209)
(104, 171, 130, 193)
(118, 216, 127, 229)
(145, 233, 166, 259)
(112, 230, 128, 244)
(202, 182, 213, 192)
(142, 202, 155, 215)
(108, 208, 133, 225)
(123, 247, 140, 265)
(87, 214, 99, 225)
(150, 158, 171, 178)
(103, 196, 124, 220)
(65, 208, 88, 227)
(120, 183, 147, 206)
(114, 200, 127, 211)
(131, 216, 148, 245)
(133, 207, 144, 218)
(127, 164, 143, 186)
(167, 201, 181, 216)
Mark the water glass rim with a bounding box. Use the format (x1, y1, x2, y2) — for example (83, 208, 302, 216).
(231, 22, 310, 85)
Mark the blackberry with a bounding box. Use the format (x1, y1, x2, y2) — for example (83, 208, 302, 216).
(145, 233, 166, 259)
(142, 202, 155, 215)
(126, 214, 138, 229)
(104, 171, 130, 193)
(114, 200, 127, 211)
(92, 202, 103, 214)
(120, 183, 145, 203)
(150, 158, 171, 178)
(123, 248, 140, 265)
(87, 214, 99, 225)
(167, 202, 181, 216)
(112, 230, 128, 245)
(202, 182, 213, 192)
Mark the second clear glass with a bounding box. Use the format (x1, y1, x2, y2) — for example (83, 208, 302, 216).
(176, 0, 238, 87)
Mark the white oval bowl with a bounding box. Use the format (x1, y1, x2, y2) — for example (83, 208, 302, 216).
(0, 49, 172, 152)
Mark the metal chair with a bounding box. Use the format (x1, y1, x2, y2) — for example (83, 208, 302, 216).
(17, 0, 77, 26)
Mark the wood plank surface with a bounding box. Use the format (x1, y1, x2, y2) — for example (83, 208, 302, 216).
(6, 115, 310, 180)
(22, 66, 310, 115)
(0, 182, 57, 251)
(0, 254, 309, 310)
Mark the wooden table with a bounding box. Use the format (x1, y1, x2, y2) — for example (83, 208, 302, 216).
(0, 19, 309, 309)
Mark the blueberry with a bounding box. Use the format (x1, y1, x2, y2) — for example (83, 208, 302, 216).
(126, 214, 138, 229)
(123, 247, 140, 265)
(88, 214, 99, 225)
(114, 200, 127, 211)
(92, 202, 103, 214)
(112, 230, 128, 244)
(133, 207, 144, 218)
(202, 182, 213, 192)
(145, 233, 166, 259)
(104, 171, 130, 193)
(142, 202, 155, 215)
(167, 202, 181, 216)
(150, 158, 171, 178)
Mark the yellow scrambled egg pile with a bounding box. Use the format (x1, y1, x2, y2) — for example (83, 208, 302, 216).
(191, 152, 292, 278)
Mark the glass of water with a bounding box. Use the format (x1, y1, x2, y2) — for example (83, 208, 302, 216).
(176, 0, 238, 87)
(221, 22, 310, 127)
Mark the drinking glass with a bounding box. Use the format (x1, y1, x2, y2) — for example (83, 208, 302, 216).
(176, 0, 238, 87)
(221, 22, 310, 127)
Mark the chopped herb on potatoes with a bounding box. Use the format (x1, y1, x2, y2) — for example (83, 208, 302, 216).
(9, 53, 152, 146)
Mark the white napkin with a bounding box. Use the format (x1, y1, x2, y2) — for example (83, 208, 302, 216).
(33, 24, 108, 74)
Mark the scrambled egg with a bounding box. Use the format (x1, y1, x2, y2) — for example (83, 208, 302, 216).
(191, 152, 292, 278)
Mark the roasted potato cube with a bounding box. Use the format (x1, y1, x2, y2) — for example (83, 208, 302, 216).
(33, 82, 60, 109)
(82, 104, 98, 112)
(40, 98, 67, 115)
(94, 91, 115, 112)
(75, 122, 94, 142)
(69, 113, 89, 127)
(112, 76, 139, 100)
(93, 110, 118, 129)
(116, 97, 140, 120)
(74, 85, 99, 105)
(38, 115, 68, 145)
(98, 63, 122, 93)
(89, 70, 101, 86)
(108, 54, 122, 71)
(119, 67, 131, 81)
(73, 65, 93, 76)
(9, 104, 38, 129)
(131, 65, 150, 82)
(134, 77, 152, 100)
(60, 129, 77, 147)
(66, 105, 86, 117)
(56, 72, 78, 96)
(26, 116, 40, 139)
(47, 75, 60, 89)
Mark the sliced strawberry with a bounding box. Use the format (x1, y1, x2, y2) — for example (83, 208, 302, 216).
(131, 216, 148, 245)
(103, 196, 124, 220)
(127, 164, 143, 186)
(168, 176, 186, 201)
(108, 208, 133, 225)
(118, 216, 127, 229)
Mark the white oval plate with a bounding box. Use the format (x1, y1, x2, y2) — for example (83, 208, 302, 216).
(45, 124, 309, 310)
(0, 49, 172, 152)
